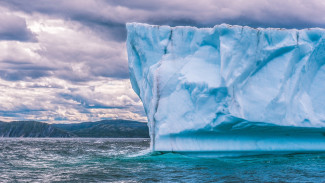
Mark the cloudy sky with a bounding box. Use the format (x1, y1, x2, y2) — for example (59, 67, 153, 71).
(0, 0, 324, 123)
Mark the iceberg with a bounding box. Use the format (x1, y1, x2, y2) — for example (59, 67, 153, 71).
(126, 23, 325, 153)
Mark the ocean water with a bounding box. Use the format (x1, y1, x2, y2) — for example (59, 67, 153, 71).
(0, 138, 324, 182)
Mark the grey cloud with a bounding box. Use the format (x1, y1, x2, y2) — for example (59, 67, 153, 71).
(1, 0, 325, 38)
(5, 64, 55, 71)
(0, 70, 50, 81)
(71, 15, 127, 42)
(2, 60, 31, 65)
(47, 56, 129, 82)
(90, 60, 129, 79)
(27, 83, 63, 89)
(59, 93, 126, 109)
(0, 61, 55, 81)
(0, 13, 36, 42)
(107, 0, 325, 28)
(0, 108, 45, 116)
(0, 1, 127, 42)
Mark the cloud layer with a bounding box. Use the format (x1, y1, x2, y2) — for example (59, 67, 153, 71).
(0, 0, 324, 123)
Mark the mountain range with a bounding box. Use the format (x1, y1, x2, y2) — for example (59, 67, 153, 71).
(0, 120, 149, 138)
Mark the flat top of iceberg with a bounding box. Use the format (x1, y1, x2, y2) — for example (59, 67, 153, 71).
(126, 22, 325, 32)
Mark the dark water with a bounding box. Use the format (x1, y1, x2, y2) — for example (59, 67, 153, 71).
(0, 138, 324, 182)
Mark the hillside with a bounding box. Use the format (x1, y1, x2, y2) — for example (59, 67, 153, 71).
(0, 120, 149, 138)
(52, 120, 149, 138)
(0, 121, 74, 137)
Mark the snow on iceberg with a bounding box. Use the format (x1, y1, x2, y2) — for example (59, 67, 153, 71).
(126, 23, 325, 152)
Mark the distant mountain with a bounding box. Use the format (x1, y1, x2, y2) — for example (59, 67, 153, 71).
(0, 121, 75, 137)
(0, 120, 149, 138)
(52, 120, 149, 138)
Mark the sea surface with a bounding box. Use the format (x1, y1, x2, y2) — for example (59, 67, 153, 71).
(0, 138, 324, 182)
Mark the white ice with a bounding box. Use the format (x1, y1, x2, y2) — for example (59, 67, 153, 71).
(126, 23, 325, 152)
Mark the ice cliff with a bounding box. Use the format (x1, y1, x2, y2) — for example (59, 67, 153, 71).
(126, 23, 325, 152)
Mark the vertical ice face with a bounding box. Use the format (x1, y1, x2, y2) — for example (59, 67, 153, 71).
(126, 23, 325, 152)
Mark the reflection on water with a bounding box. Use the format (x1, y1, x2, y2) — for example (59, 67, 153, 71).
(0, 138, 324, 182)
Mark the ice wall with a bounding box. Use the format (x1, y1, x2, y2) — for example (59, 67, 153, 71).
(126, 23, 325, 152)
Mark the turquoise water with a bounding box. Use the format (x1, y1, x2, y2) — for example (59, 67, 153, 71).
(0, 138, 324, 182)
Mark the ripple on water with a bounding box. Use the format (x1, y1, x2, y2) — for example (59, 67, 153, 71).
(0, 138, 324, 182)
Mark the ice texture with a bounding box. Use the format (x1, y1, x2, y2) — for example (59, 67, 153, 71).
(126, 23, 325, 152)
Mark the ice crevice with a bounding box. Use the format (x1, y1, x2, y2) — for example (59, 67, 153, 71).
(126, 23, 325, 152)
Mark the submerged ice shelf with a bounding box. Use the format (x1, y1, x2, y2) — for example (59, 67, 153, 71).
(126, 23, 325, 152)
